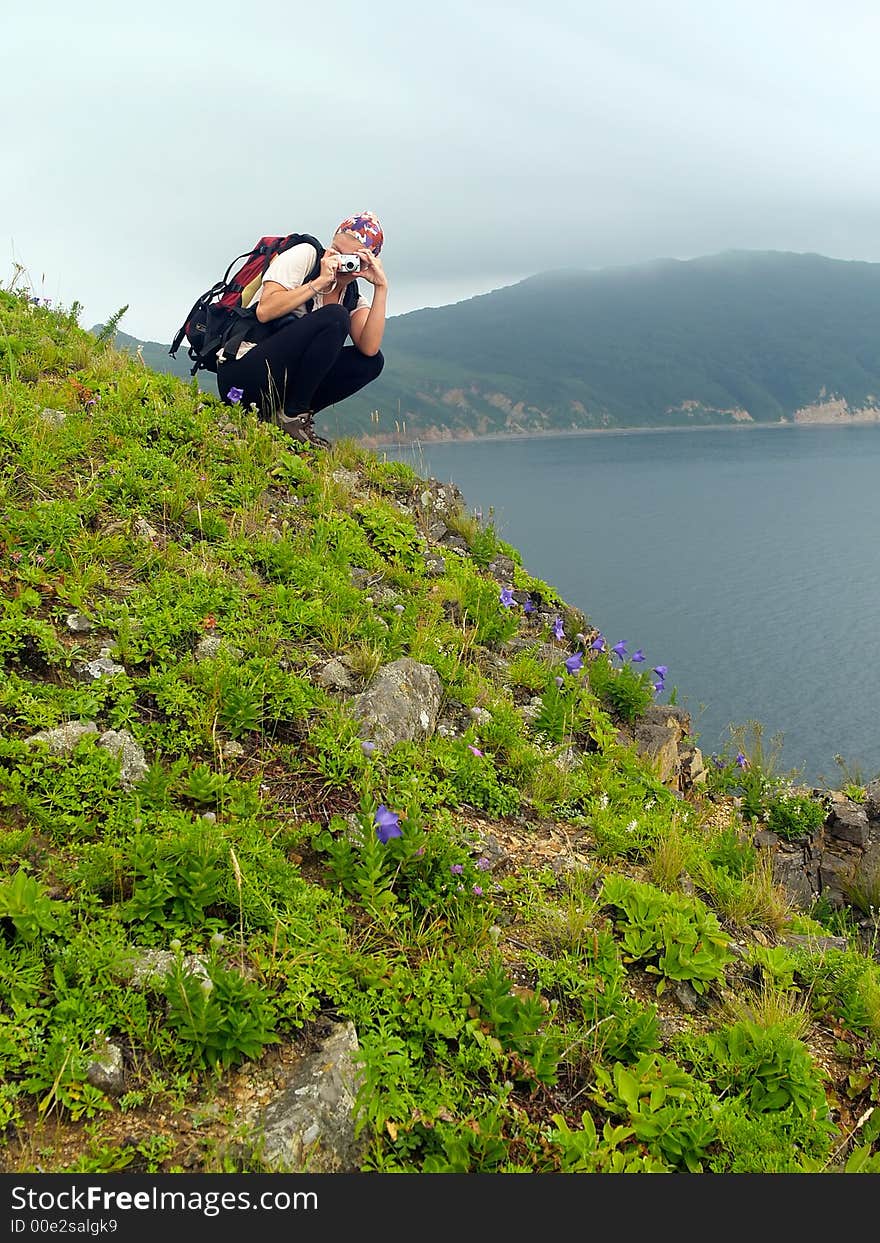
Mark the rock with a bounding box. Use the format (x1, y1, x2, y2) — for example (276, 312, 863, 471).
(87, 1042, 125, 1096)
(680, 746, 707, 787)
(631, 722, 680, 786)
(469, 706, 492, 726)
(330, 468, 362, 493)
(630, 705, 693, 788)
(77, 648, 125, 681)
(779, 933, 849, 955)
(39, 407, 68, 425)
(194, 635, 242, 662)
(827, 804, 870, 848)
(221, 740, 246, 760)
(351, 657, 443, 748)
(438, 532, 469, 554)
(65, 611, 93, 634)
(248, 1022, 366, 1173)
(818, 851, 858, 906)
(772, 850, 816, 909)
(486, 555, 517, 583)
(423, 552, 446, 576)
(97, 729, 149, 791)
(864, 781, 880, 821)
(24, 720, 99, 755)
(316, 658, 355, 693)
(672, 981, 700, 1013)
(415, 479, 466, 520)
(134, 517, 160, 540)
(753, 829, 780, 849)
(123, 949, 210, 989)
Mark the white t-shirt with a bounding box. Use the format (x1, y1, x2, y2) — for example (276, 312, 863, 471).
(218, 243, 370, 363)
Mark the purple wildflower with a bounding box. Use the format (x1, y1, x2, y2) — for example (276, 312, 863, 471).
(554, 675, 564, 688)
(361, 740, 377, 757)
(450, 863, 464, 875)
(468, 745, 484, 757)
(552, 615, 564, 640)
(631, 649, 645, 663)
(711, 754, 725, 769)
(565, 652, 584, 674)
(523, 599, 535, 614)
(227, 386, 244, 405)
(590, 635, 606, 652)
(653, 680, 665, 694)
(472, 885, 484, 897)
(393, 603, 404, 614)
(611, 640, 628, 660)
(499, 586, 515, 608)
(374, 804, 402, 843)
(735, 752, 748, 769)
(475, 857, 492, 871)
(652, 665, 668, 679)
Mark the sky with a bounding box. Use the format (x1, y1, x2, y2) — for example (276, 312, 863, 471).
(4, 0, 880, 342)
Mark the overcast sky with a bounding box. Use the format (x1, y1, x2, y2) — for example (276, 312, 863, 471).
(4, 0, 879, 341)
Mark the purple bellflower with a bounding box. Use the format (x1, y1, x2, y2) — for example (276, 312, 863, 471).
(499, 586, 515, 608)
(374, 804, 402, 843)
(565, 652, 584, 674)
(611, 641, 628, 660)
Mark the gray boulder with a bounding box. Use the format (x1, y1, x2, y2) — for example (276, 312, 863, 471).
(24, 720, 99, 755)
(97, 729, 149, 791)
(87, 1042, 125, 1096)
(351, 657, 443, 748)
(249, 1022, 366, 1173)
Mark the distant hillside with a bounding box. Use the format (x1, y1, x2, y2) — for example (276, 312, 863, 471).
(98, 250, 880, 441)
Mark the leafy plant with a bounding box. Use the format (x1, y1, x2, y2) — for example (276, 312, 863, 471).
(0, 869, 60, 939)
(164, 951, 279, 1070)
(600, 874, 732, 994)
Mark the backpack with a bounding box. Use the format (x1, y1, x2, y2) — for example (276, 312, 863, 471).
(170, 233, 361, 374)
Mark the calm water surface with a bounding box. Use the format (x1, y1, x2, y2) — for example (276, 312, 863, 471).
(388, 425, 880, 785)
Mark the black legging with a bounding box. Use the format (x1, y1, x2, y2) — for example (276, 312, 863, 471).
(216, 304, 384, 419)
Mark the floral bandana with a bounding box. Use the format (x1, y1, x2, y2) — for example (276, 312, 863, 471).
(335, 210, 384, 255)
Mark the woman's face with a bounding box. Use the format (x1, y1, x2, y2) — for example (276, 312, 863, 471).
(330, 231, 364, 256)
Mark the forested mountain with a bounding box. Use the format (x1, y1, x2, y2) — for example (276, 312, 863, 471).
(97, 250, 880, 441)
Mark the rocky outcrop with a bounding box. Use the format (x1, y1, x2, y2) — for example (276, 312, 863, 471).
(753, 791, 880, 915)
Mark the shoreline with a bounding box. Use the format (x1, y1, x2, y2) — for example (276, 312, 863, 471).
(361, 418, 880, 450)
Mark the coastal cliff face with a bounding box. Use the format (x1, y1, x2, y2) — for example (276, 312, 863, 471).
(792, 395, 880, 424)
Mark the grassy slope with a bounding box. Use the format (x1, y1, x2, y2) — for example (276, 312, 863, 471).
(2, 292, 880, 1175)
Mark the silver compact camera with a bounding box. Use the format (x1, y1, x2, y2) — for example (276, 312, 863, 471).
(335, 254, 361, 273)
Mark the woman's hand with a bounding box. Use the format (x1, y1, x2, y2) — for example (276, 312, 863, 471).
(355, 249, 388, 290)
(312, 249, 342, 292)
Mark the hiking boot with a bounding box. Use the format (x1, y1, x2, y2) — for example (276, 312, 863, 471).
(272, 410, 331, 449)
